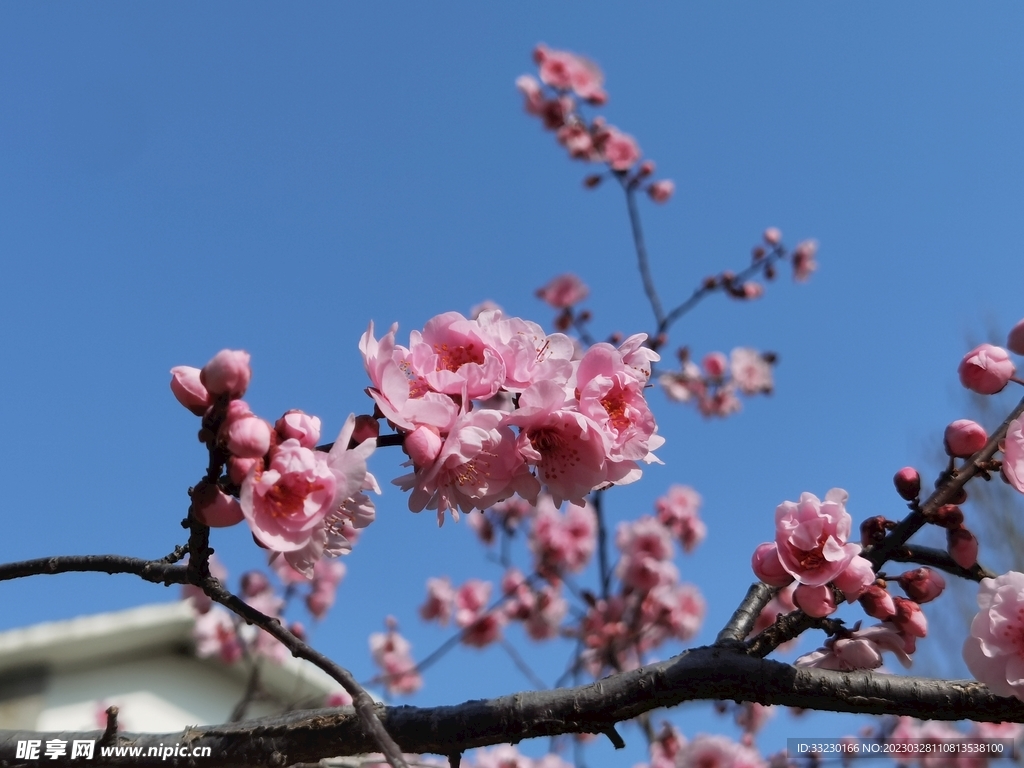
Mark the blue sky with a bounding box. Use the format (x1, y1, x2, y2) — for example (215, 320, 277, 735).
(2, 3, 1024, 764)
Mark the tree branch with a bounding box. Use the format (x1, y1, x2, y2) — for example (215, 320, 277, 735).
(3, 644, 1020, 766)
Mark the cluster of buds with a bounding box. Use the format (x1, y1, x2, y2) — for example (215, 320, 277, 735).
(658, 347, 775, 419)
(362, 309, 664, 523)
(369, 617, 422, 697)
(516, 45, 674, 203)
(170, 349, 378, 578)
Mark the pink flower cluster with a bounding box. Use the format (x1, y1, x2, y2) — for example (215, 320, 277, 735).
(516, 45, 674, 203)
(468, 745, 571, 768)
(964, 571, 1024, 700)
(659, 348, 775, 418)
(751, 489, 877, 617)
(655, 484, 706, 552)
(362, 310, 664, 522)
(578, 514, 705, 677)
(170, 350, 378, 578)
(369, 617, 422, 697)
(882, 718, 1023, 768)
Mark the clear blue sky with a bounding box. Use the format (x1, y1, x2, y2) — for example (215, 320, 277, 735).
(2, 3, 1024, 764)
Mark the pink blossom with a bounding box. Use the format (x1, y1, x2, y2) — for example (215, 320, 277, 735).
(892, 597, 928, 638)
(395, 408, 539, 524)
(1003, 416, 1024, 493)
(763, 228, 782, 247)
(948, 525, 979, 570)
(647, 180, 675, 203)
(655, 484, 706, 552)
(658, 362, 703, 403)
(523, 583, 567, 640)
(455, 579, 505, 647)
(471, 744, 533, 768)
(241, 570, 273, 595)
(528, 495, 597, 576)
(170, 366, 211, 415)
(958, 343, 1015, 395)
(507, 380, 610, 506)
(698, 385, 742, 418)
(730, 348, 773, 395)
(193, 607, 242, 664)
(535, 273, 590, 308)
(534, 45, 606, 102)
(702, 352, 727, 378)
(306, 560, 345, 619)
(228, 456, 260, 485)
(489, 496, 534, 531)
(1008, 319, 1024, 356)
(474, 310, 575, 392)
(676, 735, 765, 768)
(640, 582, 706, 644)
(601, 126, 641, 171)
(369, 618, 422, 696)
(406, 312, 506, 400)
(191, 480, 244, 528)
(575, 342, 663, 464)
(796, 623, 912, 671)
(557, 123, 596, 159)
(897, 568, 946, 604)
(240, 439, 337, 552)
(617, 333, 661, 384)
(944, 419, 988, 457)
(515, 74, 546, 116)
(420, 576, 455, 624)
(326, 690, 353, 708)
(774, 489, 860, 587)
(964, 571, 1024, 699)
(275, 410, 322, 449)
(792, 240, 818, 282)
(360, 321, 459, 434)
(751, 543, 795, 588)
(616, 516, 678, 592)
(200, 349, 251, 399)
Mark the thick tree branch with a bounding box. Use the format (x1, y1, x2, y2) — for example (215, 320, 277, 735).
(2, 644, 1021, 766)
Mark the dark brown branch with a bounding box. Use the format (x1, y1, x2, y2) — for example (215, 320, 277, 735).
(888, 543, 998, 581)
(715, 582, 774, 645)
(623, 184, 665, 328)
(3, 645, 1022, 766)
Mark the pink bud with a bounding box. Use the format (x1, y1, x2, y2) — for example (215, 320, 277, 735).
(751, 543, 794, 587)
(1008, 319, 1024, 356)
(944, 419, 988, 457)
(893, 467, 921, 501)
(860, 516, 889, 546)
(352, 415, 380, 446)
(170, 366, 211, 416)
(225, 416, 273, 459)
(896, 568, 945, 603)
(306, 585, 335, 619)
(192, 481, 244, 528)
(832, 555, 875, 601)
(647, 180, 674, 203)
(275, 410, 322, 449)
(858, 584, 896, 620)
(639, 160, 655, 176)
(947, 525, 979, 569)
(201, 349, 252, 398)
(891, 597, 927, 638)
(702, 352, 727, 378)
(932, 504, 964, 529)
(741, 282, 764, 299)
(794, 583, 836, 618)
(404, 426, 442, 467)
(763, 227, 782, 247)
(958, 344, 1015, 395)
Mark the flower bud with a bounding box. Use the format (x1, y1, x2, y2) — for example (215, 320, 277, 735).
(896, 568, 945, 603)
(751, 542, 794, 587)
(944, 419, 988, 457)
(191, 481, 244, 528)
(763, 228, 782, 247)
(893, 467, 921, 501)
(947, 525, 979, 569)
(832, 556, 875, 601)
(404, 425, 442, 467)
(170, 366, 211, 416)
(794, 583, 836, 618)
(891, 597, 928, 638)
(228, 456, 261, 486)
(858, 584, 896, 620)
(647, 179, 674, 203)
(352, 415, 380, 445)
(702, 352, 727, 378)
(932, 504, 964, 529)
(225, 415, 273, 459)
(201, 349, 252, 398)
(860, 516, 889, 546)
(275, 410, 322, 449)
(240, 570, 271, 597)
(958, 344, 1015, 395)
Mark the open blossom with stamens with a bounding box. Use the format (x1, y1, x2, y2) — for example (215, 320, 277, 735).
(535, 273, 590, 309)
